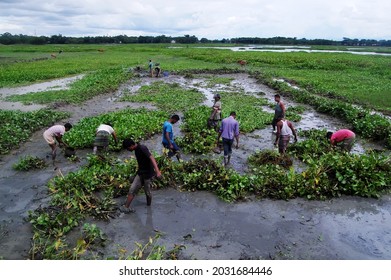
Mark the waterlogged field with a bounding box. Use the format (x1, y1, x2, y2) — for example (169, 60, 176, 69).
(0, 44, 391, 260)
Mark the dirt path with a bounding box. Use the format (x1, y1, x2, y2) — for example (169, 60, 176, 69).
(0, 73, 390, 260)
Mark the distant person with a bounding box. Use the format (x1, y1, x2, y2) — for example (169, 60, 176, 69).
(274, 118, 297, 154)
(93, 123, 118, 154)
(208, 93, 222, 131)
(154, 63, 161, 78)
(43, 123, 72, 161)
(162, 114, 181, 161)
(272, 94, 286, 132)
(121, 139, 162, 213)
(148, 59, 154, 77)
(326, 129, 356, 152)
(217, 111, 240, 166)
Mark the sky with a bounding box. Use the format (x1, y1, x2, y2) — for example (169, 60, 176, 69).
(1, 0, 391, 40)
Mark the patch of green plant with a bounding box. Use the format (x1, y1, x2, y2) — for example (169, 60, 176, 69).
(0, 109, 70, 155)
(64, 108, 167, 149)
(13, 155, 47, 171)
(248, 150, 292, 169)
(205, 76, 234, 87)
(6, 66, 131, 104)
(120, 81, 205, 112)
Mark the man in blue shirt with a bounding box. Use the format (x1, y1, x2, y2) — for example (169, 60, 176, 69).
(162, 114, 181, 160)
(217, 111, 240, 166)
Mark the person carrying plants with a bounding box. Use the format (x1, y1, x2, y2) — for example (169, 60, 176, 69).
(272, 94, 286, 133)
(120, 139, 162, 213)
(326, 129, 356, 152)
(217, 111, 240, 166)
(43, 123, 72, 162)
(93, 123, 118, 154)
(162, 114, 181, 161)
(207, 93, 222, 131)
(274, 117, 297, 154)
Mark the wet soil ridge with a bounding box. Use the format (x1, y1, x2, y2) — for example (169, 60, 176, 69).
(0, 73, 390, 260)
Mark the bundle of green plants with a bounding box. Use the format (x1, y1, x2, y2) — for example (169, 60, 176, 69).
(248, 150, 293, 168)
(288, 129, 333, 160)
(0, 109, 70, 155)
(120, 81, 205, 112)
(13, 155, 47, 171)
(64, 108, 167, 149)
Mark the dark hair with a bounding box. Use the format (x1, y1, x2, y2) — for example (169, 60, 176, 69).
(122, 138, 136, 149)
(326, 131, 333, 139)
(274, 94, 280, 98)
(64, 123, 72, 130)
(171, 114, 180, 121)
(105, 122, 113, 128)
(230, 111, 236, 116)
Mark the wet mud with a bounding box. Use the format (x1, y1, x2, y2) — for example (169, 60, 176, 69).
(0, 72, 390, 260)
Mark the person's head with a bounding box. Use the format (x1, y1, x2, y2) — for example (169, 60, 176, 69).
(105, 122, 113, 128)
(213, 93, 221, 100)
(230, 111, 237, 118)
(122, 138, 137, 151)
(326, 131, 333, 140)
(170, 114, 180, 124)
(64, 123, 72, 132)
(274, 94, 281, 102)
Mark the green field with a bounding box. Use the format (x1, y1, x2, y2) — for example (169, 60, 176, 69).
(1, 44, 390, 112)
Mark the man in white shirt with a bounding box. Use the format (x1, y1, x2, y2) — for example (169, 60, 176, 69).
(93, 123, 118, 154)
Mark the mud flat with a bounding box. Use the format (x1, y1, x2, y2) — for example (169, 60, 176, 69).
(0, 73, 390, 260)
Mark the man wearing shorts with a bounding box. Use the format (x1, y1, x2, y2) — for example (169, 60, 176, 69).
(121, 139, 161, 213)
(43, 123, 72, 161)
(326, 129, 356, 152)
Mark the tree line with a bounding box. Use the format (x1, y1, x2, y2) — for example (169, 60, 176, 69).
(1, 32, 391, 46)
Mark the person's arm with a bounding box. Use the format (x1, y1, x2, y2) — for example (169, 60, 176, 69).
(149, 155, 161, 178)
(280, 102, 286, 116)
(56, 135, 67, 147)
(235, 123, 240, 148)
(112, 131, 118, 144)
(274, 123, 281, 146)
(288, 122, 298, 143)
(165, 131, 173, 149)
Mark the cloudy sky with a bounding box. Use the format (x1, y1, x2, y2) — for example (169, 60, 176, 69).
(1, 0, 390, 40)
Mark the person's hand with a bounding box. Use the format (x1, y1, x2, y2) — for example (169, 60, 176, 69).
(156, 171, 162, 178)
(294, 137, 298, 143)
(235, 143, 239, 149)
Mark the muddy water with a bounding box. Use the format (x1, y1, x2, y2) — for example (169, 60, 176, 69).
(0, 73, 390, 260)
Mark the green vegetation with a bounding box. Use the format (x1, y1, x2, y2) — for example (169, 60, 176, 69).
(1, 44, 390, 259)
(0, 109, 70, 155)
(64, 108, 167, 150)
(120, 81, 205, 112)
(13, 155, 47, 171)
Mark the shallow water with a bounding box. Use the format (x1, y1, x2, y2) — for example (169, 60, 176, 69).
(0, 72, 390, 260)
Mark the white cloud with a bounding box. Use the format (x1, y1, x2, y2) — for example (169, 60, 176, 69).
(0, 0, 390, 40)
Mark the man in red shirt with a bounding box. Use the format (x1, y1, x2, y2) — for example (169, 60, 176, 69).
(326, 129, 356, 152)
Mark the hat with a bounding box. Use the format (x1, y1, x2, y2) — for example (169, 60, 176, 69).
(213, 93, 221, 99)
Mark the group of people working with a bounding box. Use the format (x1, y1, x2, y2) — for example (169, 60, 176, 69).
(42, 92, 356, 214)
